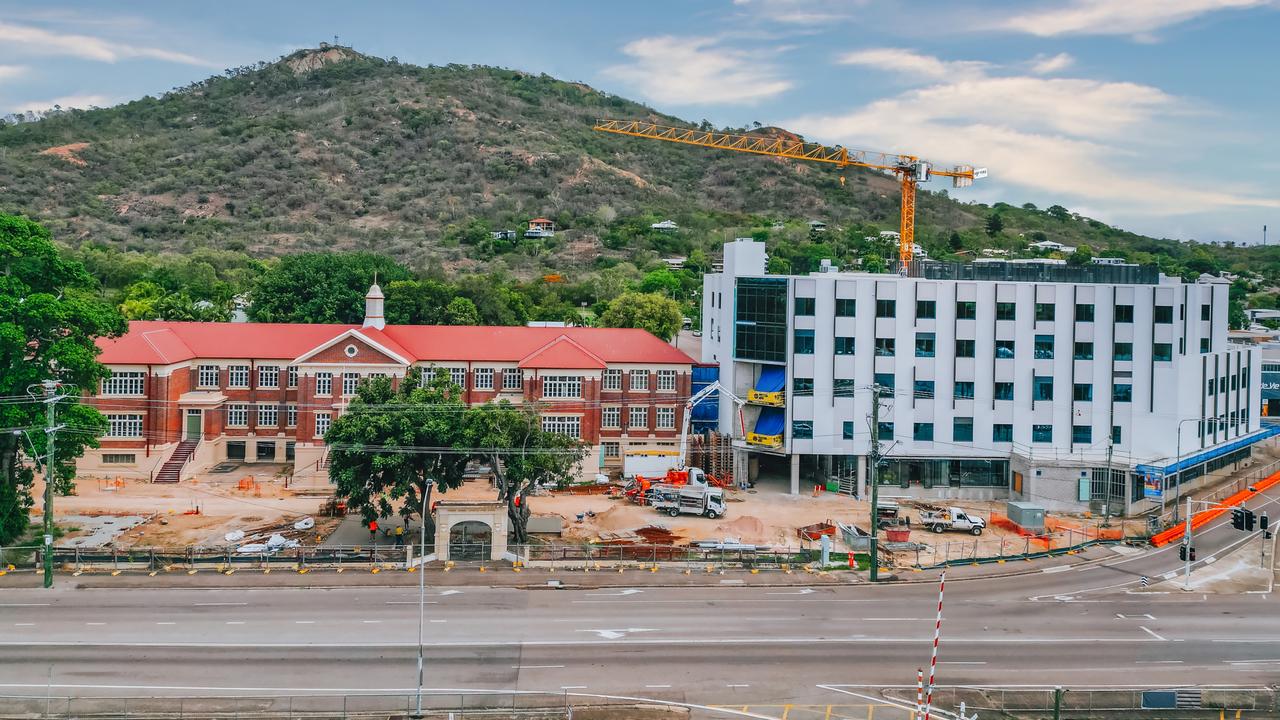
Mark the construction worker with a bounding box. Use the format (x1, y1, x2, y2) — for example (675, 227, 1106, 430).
(394, 525, 404, 546)
(368, 519, 378, 543)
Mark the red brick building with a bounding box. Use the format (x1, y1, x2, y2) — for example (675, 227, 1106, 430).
(83, 285, 695, 484)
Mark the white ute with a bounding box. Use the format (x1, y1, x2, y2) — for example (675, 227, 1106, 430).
(919, 507, 986, 536)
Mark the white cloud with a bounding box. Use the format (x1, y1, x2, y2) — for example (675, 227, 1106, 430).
(11, 94, 114, 114)
(791, 51, 1280, 215)
(837, 48, 989, 81)
(0, 65, 26, 82)
(1002, 0, 1275, 38)
(1030, 52, 1074, 74)
(0, 21, 216, 67)
(731, 0, 860, 25)
(602, 36, 792, 105)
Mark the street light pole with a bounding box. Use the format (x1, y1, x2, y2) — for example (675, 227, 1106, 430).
(413, 482, 433, 719)
(868, 384, 883, 582)
(1183, 496, 1193, 591)
(1171, 417, 1209, 524)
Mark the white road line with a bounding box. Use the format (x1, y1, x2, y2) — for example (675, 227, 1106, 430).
(385, 601, 438, 605)
(863, 618, 926, 621)
(0, 603, 50, 607)
(560, 685, 587, 690)
(512, 665, 565, 669)
(155, 622, 176, 625)
(939, 661, 987, 665)
(194, 602, 247, 607)
(1162, 572, 1178, 580)
(1226, 659, 1280, 664)
(85, 622, 105, 626)
(295, 621, 315, 624)
(226, 621, 245, 625)
(726, 684, 750, 688)
(1041, 566, 1072, 574)
(1139, 626, 1168, 641)
(1136, 660, 1183, 664)
(429, 619, 447, 623)
(645, 684, 673, 688)
(362, 620, 381, 624)
(13, 623, 34, 627)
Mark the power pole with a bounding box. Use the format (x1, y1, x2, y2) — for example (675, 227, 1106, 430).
(34, 380, 62, 589)
(868, 384, 883, 582)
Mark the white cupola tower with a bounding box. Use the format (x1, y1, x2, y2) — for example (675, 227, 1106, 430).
(362, 281, 385, 330)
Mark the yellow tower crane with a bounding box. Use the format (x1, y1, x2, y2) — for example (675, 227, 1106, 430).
(593, 119, 986, 273)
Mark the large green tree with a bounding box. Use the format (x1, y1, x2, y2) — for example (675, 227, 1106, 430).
(249, 253, 413, 324)
(0, 215, 126, 543)
(600, 291, 683, 341)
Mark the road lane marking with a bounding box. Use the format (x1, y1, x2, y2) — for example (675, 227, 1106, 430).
(155, 622, 176, 625)
(1136, 660, 1182, 664)
(0, 603, 50, 607)
(727, 684, 750, 688)
(863, 618, 925, 621)
(226, 621, 245, 625)
(362, 620, 381, 624)
(13, 623, 34, 627)
(385, 601, 438, 605)
(560, 686, 587, 690)
(0, 636, 1205, 648)
(577, 628, 658, 640)
(295, 621, 314, 624)
(194, 602, 247, 606)
(1139, 626, 1168, 641)
(939, 661, 986, 665)
(512, 665, 565, 669)
(429, 619, 447, 623)
(85, 622, 105, 626)
(585, 589, 643, 597)
(645, 685, 672, 688)
(1041, 566, 1072, 574)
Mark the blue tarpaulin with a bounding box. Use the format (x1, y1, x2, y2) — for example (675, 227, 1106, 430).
(754, 366, 786, 393)
(1136, 424, 1280, 476)
(754, 407, 785, 436)
(691, 365, 719, 427)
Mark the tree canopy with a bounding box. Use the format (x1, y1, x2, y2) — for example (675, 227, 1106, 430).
(599, 291, 683, 341)
(249, 252, 413, 324)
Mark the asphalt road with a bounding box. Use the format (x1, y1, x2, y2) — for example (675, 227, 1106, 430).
(2, 486, 1278, 715)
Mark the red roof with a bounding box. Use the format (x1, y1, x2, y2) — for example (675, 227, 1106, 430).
(96, 321, 694, 367)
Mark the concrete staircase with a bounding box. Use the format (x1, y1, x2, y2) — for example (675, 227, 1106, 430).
(154, 440, 199, 483)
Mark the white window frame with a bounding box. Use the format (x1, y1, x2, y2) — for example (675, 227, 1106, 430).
(257, 403, 278, 427)
(228, 365, 249, 388)
(657, 370, 676, 392)
(502, 369, 523, 391)
(601, 406, 621, 429)
(541, 415, 581, 438)
(226, 404, 248, 428)
(105, 414, 143, 438)
(258, 365, 280, 389)
(101, 371, 145, 396)
(314, 412, 332, 437)
(198, 365, 219, 389)
(656, 406, 676, 430)
(602, 441, 620, 459)
(542, 375, 582, 399)
(628, 406, 648, 430)
(473, 367, 494, 390)
(286, 404, 298, 428)
(287, 366, 298, 388)
(603, 369, 622, 391)
(316, 372, 332, 396)
(102, 453, 136, 464)
(342, 372, 359, 396)
(629, 370, 649, 392)
(449, 368, 467, 389)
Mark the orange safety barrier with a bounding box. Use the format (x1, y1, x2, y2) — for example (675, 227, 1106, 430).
(1150, 469, 1280, 546)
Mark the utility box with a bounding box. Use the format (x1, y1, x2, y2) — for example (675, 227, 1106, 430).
(1006, 501, 1046, 531)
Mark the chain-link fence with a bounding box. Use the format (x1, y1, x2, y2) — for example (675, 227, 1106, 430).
(0, 544, 410, 574)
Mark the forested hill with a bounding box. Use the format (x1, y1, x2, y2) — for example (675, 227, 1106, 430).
(0, 45, 1273, 286)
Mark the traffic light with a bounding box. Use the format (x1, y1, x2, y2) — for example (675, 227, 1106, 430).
(1191, 547, 1196, 561)
(1262, 514, 1270, 531)
(1179, 544, 1188, 561)
(1232, 508, 1246, 530)
(1245, 509, 1256, 531)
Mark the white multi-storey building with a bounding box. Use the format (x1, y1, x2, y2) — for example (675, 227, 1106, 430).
(703, 239, 1275, 514)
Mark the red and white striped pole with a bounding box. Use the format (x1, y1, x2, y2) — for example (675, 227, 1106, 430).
(915, 667, 924, 719)
(924, 570, 945, 720)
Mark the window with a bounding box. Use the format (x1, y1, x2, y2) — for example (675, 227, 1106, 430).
(105, 414, 143, 437)
(995, 339, 1015, 359)
(794, 377, 814, 394)
(656, 407, 675, 430)
(101, 371, 145, 396)
(1032, 424, 1053, 443)
(602, 442, 620, 459)
(1153, 343, 1173, 361)
(835, 336, 855, 355)
(287, 366, 298, 388)
(735, 277, 788, 363)
(913, 422, 934, 441)
(843, 421, 855, 440)
(874, 373, 895, 391)
(874, 338, 896, 357)
(994, 382, 1014, 401)
(1034, 335, 1055, 359)
(603, 369, 622, 391)
(916, 300, 936, 319)
(630, 370, 649, 391)
(316, 372, 332, 396)
(102, 454, 136, 464)
(657, 370, 677, 392)
(255, 442, 275, 462)
(836, 298, 856, 317)
(257, 403, 278, 427)
(914, 380, 934, 399)
(228, 365, 249, 388)
(916, 333, 936, 357)
(1035, 303, 1056, 321)
(504, 370, 524, 391)
(1112, 426, 1122, 445)
(792, 421, 813, 439)
(287, 405, 298, 428)
(955, 339, 975, 357)
(226, 441, 246, 460)
(1073, 342, 1094, 360)
(198, 365, 218, 388)
(1153, 305, 1173, 324)
(1072, 425, 1092, 444)
(954, 381, 975, 400)
(542, 415, 581, 438)
(877, 421, 895, 438)
(834, 378, 857, 397)
(1073, 383, 1093, 402)
(953, 417, 974, 442)
(1200, 338, 1211, 354)
(474, 368, 494, 390)
(876, 299, 896, 318)
(794, 296, 815, 316)
(993, 424, 1014, 442)
(342, 372, 360, 396)
(955, 301, 977, 320)
(449, 368, 466, 388)
(628, 406, 648, 429)
(1207, 376, 1217, 395)
(543, 376, 582, 399)
(1232, 373, 1238, 391)
(1033, 376, 1054, 401)
(794, 329, 815, 354)
(1201, 304, 1212, 321)
(995, 302, 1016, 321)
(1115, 304, 1134, 323)
(1113, 383, 1133, 402)
(227, 404, 248, 428)
(1075, 304, 1095, 322)
(258, 365, 279, 389)
(602, 406, 621, 429)
(1114, 342, 1133, 361)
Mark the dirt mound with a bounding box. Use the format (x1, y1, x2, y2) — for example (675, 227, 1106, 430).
(715, 515, 766, 543)
(284, 46, 361, 75)
(39, 142, 89, 166)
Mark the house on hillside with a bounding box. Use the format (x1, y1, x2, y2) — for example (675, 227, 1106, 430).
(651, 220, 679, 232)
(807, 220, 827, 234)
(490, 230, 517, 241)
(525, 218, 555, 238)
(661, 257, 687, 270)
(1028, 239, 1076, 254)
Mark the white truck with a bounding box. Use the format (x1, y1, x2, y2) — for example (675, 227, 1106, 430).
(651, 484, 727, 519)
(919, 507, 986, 535)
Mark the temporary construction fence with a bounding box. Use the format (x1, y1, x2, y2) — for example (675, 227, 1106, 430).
(0, 544, 410, 574)
(871, 684, 1277, 716)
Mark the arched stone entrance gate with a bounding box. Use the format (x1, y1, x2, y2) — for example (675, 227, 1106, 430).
(432, 500, 509, 562)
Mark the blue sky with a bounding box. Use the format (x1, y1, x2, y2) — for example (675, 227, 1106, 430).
(1, 0, 1277, 244)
